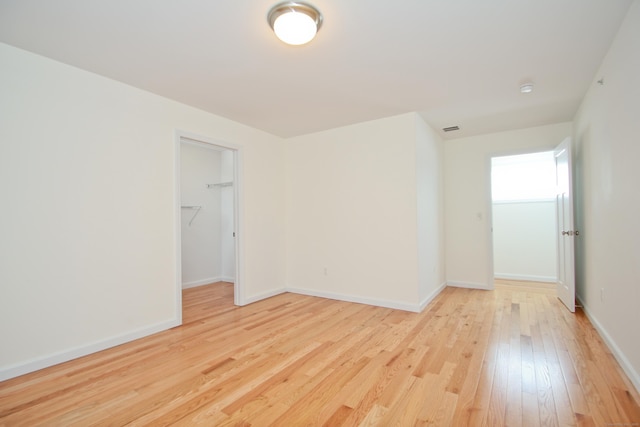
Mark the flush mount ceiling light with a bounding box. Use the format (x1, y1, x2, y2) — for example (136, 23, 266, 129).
(520, 83, 535, 94)
(268, 1, 323, 46)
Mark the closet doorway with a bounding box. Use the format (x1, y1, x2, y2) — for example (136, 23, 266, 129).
(176, 132, 243, 311)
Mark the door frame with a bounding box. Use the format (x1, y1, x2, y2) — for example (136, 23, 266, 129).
(486, 146, 557, 289)
(174, 129, 245, 323)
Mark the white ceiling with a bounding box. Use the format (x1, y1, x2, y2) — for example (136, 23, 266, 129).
(0, 0, 633, 139)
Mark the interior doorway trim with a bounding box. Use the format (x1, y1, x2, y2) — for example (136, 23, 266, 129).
(487, 147, 557, 290)
(174, 129, 245, 323)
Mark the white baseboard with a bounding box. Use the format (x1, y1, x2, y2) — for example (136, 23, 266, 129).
(220, 276, 235, 283)
(419, 282, 447, 311)
(494, 273, 556, 283)
(0, 318, 180, 382)
(245, 284, 447, 313)
(577, 295, 640, 395)
(241, 288, 286, 305)
(182, 276, 227, 289)
(447, 280, 493, 290)
(286, 287, 424, 312)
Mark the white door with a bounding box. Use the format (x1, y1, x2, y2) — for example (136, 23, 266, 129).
(554, 137, 576, 312)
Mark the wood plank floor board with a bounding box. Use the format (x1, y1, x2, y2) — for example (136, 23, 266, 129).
(269, 355, 372, 426)
(449, 288, 503, 426)
(1, 281, 639, 426)
(174, 343, 336, 426)
(333, 350, 411, 426)
(378, 375, 425, 425)
(416, 362, 456, 423)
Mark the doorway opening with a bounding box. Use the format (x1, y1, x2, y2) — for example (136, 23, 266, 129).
(490, 150, 557, 290)
(175, 131, 243, 322)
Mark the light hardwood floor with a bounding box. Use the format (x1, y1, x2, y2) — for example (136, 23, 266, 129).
(1, 282, 639, 426)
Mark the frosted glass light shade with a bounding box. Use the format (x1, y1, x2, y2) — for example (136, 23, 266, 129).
(268, 2, 323, 46)
(273, 11, 317, 45)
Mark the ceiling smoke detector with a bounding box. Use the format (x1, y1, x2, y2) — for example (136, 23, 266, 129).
(520, 83, 534, 94)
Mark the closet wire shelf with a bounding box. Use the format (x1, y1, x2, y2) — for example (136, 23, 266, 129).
(181, 182, 232, 227)
(181, 205, 202, 226)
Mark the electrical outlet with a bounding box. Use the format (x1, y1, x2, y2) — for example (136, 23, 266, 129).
(600, 288, 605, 302)
(324, 267, 328, 276)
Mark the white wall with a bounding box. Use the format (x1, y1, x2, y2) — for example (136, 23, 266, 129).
(180, 143, 222, 288)
(416, 117, 446, 303)
(0, 43, 286, 380)
(573, 0, 640, 392)
(492, 201, 557, 282)
(285, 113, 445, 311)
(444, 122, 572, 288)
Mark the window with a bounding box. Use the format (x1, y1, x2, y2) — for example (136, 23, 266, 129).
(491, 151, 555, 202)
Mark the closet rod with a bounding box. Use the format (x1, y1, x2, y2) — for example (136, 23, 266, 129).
(206, 181, 233, 188)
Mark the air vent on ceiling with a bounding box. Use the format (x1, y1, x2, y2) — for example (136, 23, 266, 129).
(443, 126, 460, 132)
